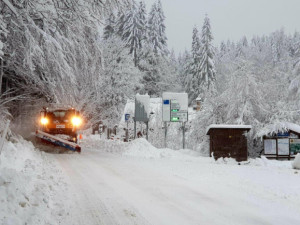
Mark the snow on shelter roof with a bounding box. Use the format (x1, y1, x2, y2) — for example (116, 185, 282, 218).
(256, 122, 300, 138)
(206, 124, 252, 135)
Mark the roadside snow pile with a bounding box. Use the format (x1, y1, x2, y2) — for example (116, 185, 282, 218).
(212, 156, 293, 169)
(81, 134, 127, 154)
(0, 137, 70, 225)
(123, 138, 201, 159)
(292, 154, 300, 170)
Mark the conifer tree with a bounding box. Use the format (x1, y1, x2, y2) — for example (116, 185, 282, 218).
(148, 0, 168, 56)
(186, 27, 202, 101)
(198, 15, 216, 92)
(103, 13, 116, 40)
(138, 1, 147, 46)
(122, 2, 143, 66)
(115, 11, 126, 37)
(156, 0, 168, 55)
(219, 41, 227, 57)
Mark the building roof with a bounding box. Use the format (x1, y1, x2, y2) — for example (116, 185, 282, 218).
(256, 122, 300, 138)
(206, 124, 252, 135)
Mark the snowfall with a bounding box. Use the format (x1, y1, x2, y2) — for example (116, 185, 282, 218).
(1, 134, 300, 225)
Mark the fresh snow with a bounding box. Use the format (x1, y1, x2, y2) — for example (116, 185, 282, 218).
(206, 124, 252, 134)
(292, 153, 300, 170)
(257, 122, 300, 137)
(0, 137, 71, 225)
(2, 135, 300, 225)
(58, 135, 300, 225)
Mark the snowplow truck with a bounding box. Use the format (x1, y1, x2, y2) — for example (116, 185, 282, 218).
(36, 107, 82, 152)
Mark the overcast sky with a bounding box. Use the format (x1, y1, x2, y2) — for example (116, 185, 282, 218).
(143, 0, 300, 54)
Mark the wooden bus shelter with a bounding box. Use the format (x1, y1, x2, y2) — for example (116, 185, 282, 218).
(206, 124, 252, 162)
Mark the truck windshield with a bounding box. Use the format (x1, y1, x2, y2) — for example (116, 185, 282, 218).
(53, 111, 67, 118)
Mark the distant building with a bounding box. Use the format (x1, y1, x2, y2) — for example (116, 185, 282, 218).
(192, 97, 202, 111)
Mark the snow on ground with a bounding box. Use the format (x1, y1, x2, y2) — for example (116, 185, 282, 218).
(0, 136, 71, 225)
(75, 135, 300, 225)
(2, 133, 300, 225)
(293, 153, 300, 169)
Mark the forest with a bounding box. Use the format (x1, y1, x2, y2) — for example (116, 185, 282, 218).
(1, 0, 300, 156)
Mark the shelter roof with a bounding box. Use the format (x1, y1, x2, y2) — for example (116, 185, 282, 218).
(206, 124, 252, 135)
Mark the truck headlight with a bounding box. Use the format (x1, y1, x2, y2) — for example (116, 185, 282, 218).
(72, 117, 81, 126)
(41, 118, 48, 125)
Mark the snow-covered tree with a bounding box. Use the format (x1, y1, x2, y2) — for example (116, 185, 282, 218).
(0, 0, 133, 124)
(198, 15, 216, 93)
(122, 2, 143, 65)
(186, 26, 202, 102)
(99, 37, 142, 123)
(115, 11, 126, 37)
(147, 0, 168, 56)
(156, 0, 168, 55)
(103, 13, 116, 40)
(137, 1, 147, 46)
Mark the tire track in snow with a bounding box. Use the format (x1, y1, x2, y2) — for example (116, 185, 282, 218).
(53, 152, 150, 225)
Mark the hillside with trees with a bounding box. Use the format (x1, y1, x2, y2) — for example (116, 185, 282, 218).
(1, 0, 300, 156)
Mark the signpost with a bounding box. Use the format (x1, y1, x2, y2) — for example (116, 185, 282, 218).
(162, 92, 188, 149)
(134, 94, 150, 140)
(125, 114, 130, 142)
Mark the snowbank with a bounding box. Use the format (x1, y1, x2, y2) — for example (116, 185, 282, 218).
(82, 135, 297, 171)
(123, 138, 201, 159)
(292, 154, 300, 170)
(0, 137, 70, 225)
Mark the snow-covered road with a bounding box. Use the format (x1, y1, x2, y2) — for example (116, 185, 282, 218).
(51, 137, 300, 225)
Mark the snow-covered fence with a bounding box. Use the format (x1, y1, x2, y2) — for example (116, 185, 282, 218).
(0, 120, 10, 155)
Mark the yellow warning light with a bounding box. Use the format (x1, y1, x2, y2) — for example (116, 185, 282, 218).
(41, 117, 48, 125)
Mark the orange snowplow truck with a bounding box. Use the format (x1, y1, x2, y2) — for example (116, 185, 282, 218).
(39, 107, 82, 143)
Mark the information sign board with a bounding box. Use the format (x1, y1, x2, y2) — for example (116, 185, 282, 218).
(264, 139, 276, 155)
(278, 139, 289, 155)
(135, 94, 150, 122)
(290, 139, 300, 155)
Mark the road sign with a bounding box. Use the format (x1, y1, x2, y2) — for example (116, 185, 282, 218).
(162, 92, 188, 122)
(125, 114, 130, 121)
(162, 99, 171, 122)
(135, 94, 150, 122)
(170, 99, 188, 122)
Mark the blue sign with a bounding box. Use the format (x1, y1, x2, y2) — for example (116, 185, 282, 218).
(125, 114, 130, 121)
(163, 100, 170, 105)
(277, 132, 290, 137)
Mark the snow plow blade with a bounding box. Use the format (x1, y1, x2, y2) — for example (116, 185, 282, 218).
(36, 130, 81, 152)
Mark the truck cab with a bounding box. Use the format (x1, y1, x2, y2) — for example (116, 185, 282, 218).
(39, 107, 82, 143)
